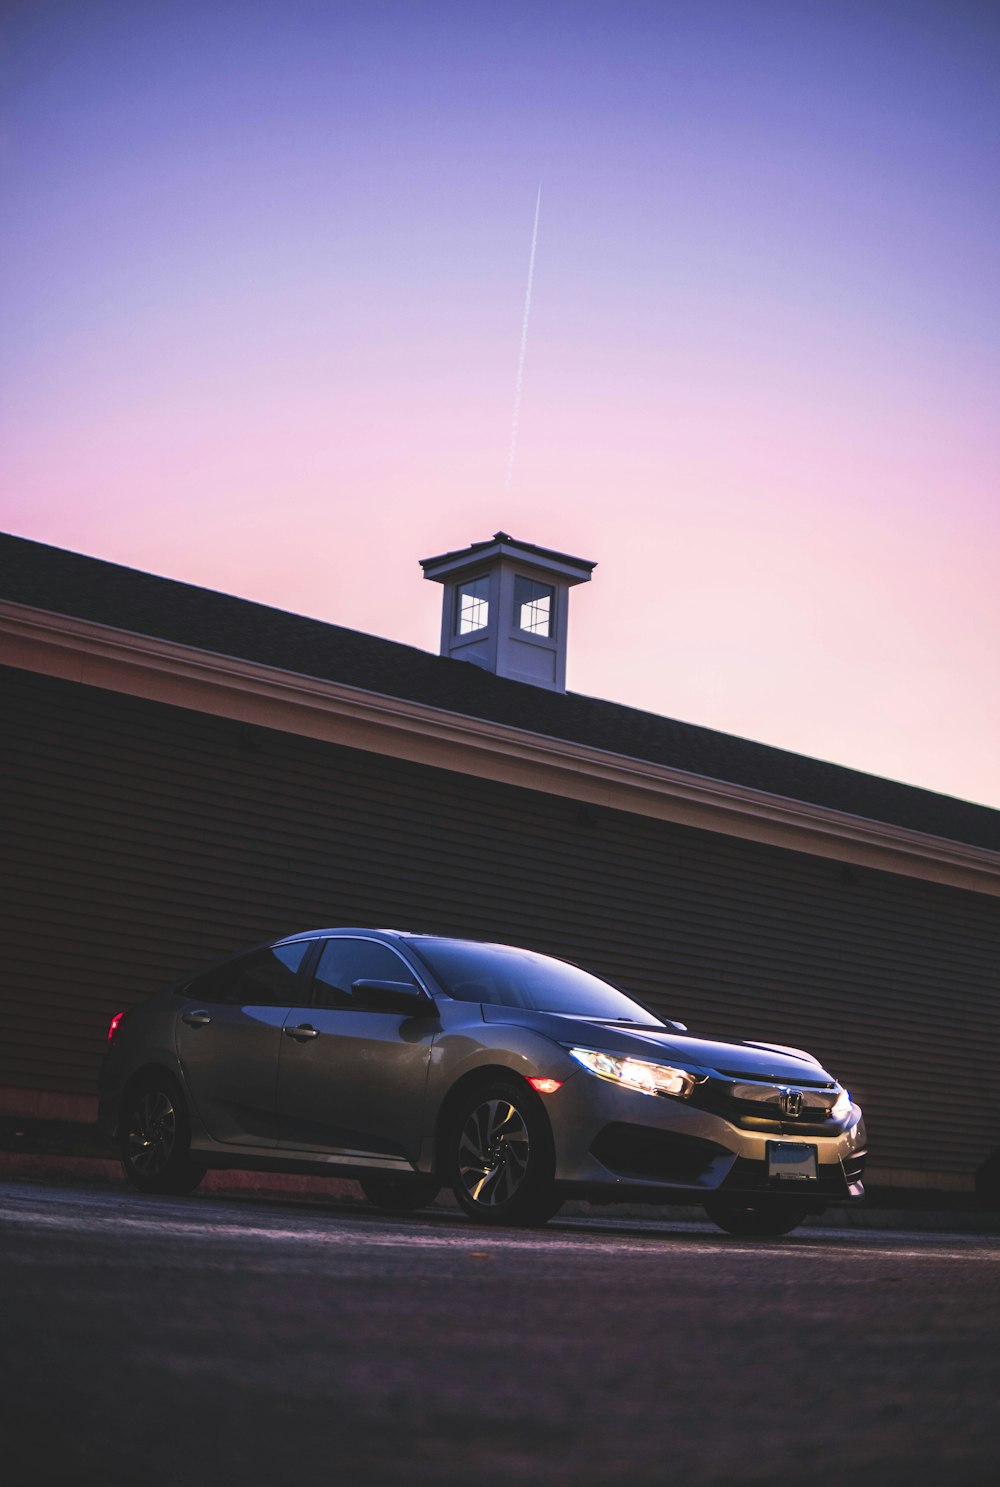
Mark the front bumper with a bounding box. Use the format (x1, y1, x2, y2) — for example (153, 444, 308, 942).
(547, 1070, 867, 1206)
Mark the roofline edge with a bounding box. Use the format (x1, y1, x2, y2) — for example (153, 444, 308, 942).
(2, 598, 998, 898)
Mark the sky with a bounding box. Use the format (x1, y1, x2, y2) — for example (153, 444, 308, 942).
(1, 0, 998, 809)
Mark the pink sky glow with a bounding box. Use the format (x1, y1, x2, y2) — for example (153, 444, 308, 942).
(2, 1, 998, 808)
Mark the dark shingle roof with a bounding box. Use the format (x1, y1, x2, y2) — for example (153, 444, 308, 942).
(2, 531, 997, 852)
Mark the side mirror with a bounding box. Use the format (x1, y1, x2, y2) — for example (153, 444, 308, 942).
(350, 978, 433, 1015)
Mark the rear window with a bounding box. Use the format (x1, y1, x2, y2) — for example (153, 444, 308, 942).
(409, 939, 662, 1024)
(180, 941, 309, 1006)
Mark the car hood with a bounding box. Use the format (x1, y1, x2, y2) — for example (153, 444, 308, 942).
(480, 1005, 832, 1083)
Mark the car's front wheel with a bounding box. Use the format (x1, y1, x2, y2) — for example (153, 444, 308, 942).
(449, 1078, 561, 1227)
(360, 1175, 441, 1213)
(703, 1195, 812, 1237)
(120, 1076, 206, 1195)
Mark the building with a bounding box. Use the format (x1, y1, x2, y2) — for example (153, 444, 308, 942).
(1, 529, 998, 1196)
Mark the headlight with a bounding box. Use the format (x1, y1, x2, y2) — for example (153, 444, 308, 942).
(831, 1088, 854, 1121)
(567, 1047, 702, 1099)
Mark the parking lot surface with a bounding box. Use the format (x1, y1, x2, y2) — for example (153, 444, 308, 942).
(2, 1181, 999, 1485)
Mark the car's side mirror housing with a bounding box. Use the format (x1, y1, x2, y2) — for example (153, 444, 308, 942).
(350, 978, 433, 1015)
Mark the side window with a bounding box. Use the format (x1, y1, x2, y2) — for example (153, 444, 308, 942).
(312, 939, 418, 1010)
(186, 942, 309, 1007)
(182, 961, 239, 1004)
(233, 943, 309, 1006)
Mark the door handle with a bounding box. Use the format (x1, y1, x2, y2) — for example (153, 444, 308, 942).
(181, 1010, 212, 1027)
(283, 1023, 320, 1041)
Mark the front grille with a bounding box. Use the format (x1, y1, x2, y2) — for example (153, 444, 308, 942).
(591, 1123, 731, 1184)
(690, 1077, 843, 1133)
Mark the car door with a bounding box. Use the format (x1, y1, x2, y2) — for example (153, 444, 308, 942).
(276, 936, 438, 1164)
(175, 940, 311, 1146)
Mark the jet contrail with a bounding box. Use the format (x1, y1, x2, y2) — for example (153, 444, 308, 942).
(505, 185, 542, 493)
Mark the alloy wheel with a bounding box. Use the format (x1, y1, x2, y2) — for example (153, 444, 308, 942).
(126, 1089, 177, 1178)
(457, 1097, 531, 1208)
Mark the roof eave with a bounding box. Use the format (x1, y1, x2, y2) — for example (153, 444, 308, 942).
(3, 597, 999, 899)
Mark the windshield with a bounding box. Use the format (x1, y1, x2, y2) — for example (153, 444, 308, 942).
(408, 939, 664, 1024)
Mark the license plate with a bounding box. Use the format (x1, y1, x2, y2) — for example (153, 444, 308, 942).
(767, 1142, 818, 1181)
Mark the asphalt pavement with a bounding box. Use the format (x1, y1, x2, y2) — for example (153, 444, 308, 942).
(2, 1179, 999, 1486)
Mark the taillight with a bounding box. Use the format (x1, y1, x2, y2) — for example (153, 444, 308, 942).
(107, 1011, 127, 1043)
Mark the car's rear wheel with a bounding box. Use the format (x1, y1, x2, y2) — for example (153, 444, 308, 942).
(449, 1078, 561, 1227)
(703, 1195, 811, 1237)
(120, 1076, 205, 1195)
(360, 1175, 441, 1213)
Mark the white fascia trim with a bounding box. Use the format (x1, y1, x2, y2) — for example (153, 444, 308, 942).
(3, 598, 999, 898)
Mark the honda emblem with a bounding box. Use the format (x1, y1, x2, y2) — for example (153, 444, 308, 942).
(779, 1088, 804, 1117)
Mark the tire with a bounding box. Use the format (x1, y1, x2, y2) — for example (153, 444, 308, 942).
(703, 1195, 811, 1237)
(449, 1078, 561, 1227)
(119, 1075, 206, 1195)
(360, 1175, 441, 1213)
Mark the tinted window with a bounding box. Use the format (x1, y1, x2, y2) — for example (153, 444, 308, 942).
(312, 938, 419, 1010)
(410, 940, 663, 1024)
(181, 961, 237, 1003)
(185, 942, 309, 1007)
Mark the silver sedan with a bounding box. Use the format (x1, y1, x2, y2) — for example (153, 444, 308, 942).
(99, 929, 867, 1237)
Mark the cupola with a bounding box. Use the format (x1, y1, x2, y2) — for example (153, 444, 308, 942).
(419, 532, 595, 692)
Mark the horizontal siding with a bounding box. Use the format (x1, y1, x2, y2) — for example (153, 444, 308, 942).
(1, 663, 999, 1173)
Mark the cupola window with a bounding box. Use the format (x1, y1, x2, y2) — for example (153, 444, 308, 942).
(514, 576, 553, 637)
(456, 576, 490, 635)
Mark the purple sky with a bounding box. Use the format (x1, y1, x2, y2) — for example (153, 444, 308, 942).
(2, 1, 998, 807)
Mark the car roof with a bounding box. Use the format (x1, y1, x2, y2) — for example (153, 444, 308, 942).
(274, 929, 536, 951)
(276, 928, 411, 943)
